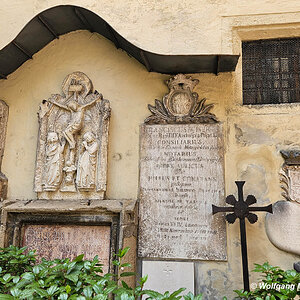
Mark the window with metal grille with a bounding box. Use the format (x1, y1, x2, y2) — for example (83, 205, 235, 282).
(242, 38, 300, 105)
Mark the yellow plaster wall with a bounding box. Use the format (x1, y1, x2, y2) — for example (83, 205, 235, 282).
(0, 30, 169, 200)
(0, 7, 299, 297)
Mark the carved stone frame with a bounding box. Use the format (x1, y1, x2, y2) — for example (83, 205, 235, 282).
(5, 213, 118, 273)
(1, 199, 137, 274)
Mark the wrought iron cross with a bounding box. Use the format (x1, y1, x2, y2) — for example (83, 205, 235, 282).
(212, 181, 273, 292)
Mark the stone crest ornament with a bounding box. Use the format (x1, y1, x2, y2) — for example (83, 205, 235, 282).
(279, 150, 300, 203)
(0, 100, 8, 200)
(34, 72, 110, 200)
(144, 74, 217, 124)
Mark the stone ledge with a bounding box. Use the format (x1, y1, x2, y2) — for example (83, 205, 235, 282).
(2, 199, 137, 214)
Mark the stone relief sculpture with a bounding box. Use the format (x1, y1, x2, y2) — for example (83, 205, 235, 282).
(34, 72, 110, 200)
(0, 100, 8, 200)
(265, 150, 300, 256)
(144, 74, 217, 124)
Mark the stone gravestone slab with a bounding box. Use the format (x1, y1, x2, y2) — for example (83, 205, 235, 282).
(266, 201, 300, 256)
(265, 151, 300, 255)
(142, 261, 194, 294)
(22, 224, 111, 272)
(0, 100, 8, 200)
(138, 74, 226, 260)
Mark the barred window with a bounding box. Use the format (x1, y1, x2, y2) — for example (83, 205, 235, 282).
(242, 38, 300, 105)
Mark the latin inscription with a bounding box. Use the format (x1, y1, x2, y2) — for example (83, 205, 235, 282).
(22, 224, 111, 273)
(138, 124, 227, 260)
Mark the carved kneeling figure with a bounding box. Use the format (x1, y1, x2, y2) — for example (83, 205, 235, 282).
(76, 132, 98, 191)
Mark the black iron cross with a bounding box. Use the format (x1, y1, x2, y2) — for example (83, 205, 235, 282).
(212, 181, 273, 292)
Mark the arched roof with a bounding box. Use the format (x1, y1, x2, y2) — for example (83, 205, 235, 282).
(0, 5, 239, 79)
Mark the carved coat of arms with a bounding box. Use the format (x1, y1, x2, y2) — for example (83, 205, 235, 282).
(34, 72, 110, 200)
(144, 74, 217, 124)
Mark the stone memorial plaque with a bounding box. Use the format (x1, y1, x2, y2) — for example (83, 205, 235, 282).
(142, 261, 194, 294)
(22, 224, 111, 273)
(266, 200, 300, 256)
(139, 124, 227, 260)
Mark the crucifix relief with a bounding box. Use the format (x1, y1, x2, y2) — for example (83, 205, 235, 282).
(34, 72, 110, 200)
(212, 181, 273, 292)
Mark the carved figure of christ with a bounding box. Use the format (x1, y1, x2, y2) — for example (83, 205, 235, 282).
(49, 93, 102, 151)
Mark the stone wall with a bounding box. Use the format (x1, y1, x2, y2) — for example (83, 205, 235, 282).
(0, 1, 299, 297)
(1, 0, 300, 54)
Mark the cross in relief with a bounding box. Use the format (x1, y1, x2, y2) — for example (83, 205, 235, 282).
(212, 181, 273, 292)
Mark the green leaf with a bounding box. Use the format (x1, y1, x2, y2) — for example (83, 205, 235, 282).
(120, 272, 135, 277)
(121, 281, 129, 289)
(67, 261, 77, 270)
(32, 266, 40, 274)
(10, 287, 21, 297)
(142, 289, 163, 298)
(120, 247, 130, 258)
(73, 254, 84, 262)
(83, 286, 93, 298)
(120, 263, 131, 268)
(112, 260, 120, 267)
(103, 286, 117, 295)
(139, 275, 148, 285)
(0, 295, 14, 300)
(84, 261, 92, 270)
(34, 288, 49, 298)
(22, 273, 35, 281)
(47, 285, 59, 296)
(170, 287, 186, 297)
(59, 292, 69, 300)
(93, 295, 107, 300)
(3, 274, 12, 282)
(65, 274, 79, 283)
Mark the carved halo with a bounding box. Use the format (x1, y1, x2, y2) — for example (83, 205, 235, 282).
(62, 71, 92, 99)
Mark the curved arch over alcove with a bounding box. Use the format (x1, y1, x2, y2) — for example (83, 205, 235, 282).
(0, 5, 239, 79)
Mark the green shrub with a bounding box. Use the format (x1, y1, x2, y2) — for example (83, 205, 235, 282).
(0, 246, 202, 300)
(0, 246, 36, 276)
(233, 262, 300, 300)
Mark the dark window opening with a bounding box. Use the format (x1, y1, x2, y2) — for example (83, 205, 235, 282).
(242, 38, 300, 105)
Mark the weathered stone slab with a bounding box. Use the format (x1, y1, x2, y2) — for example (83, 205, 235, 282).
(138, 124, 227, 260)
(0, 100, 8, 200)
(22, 224, 111, 272)
(142, 261, 194, 294)
(266, 200, 300, 256)
(286, 166, 300, 203)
